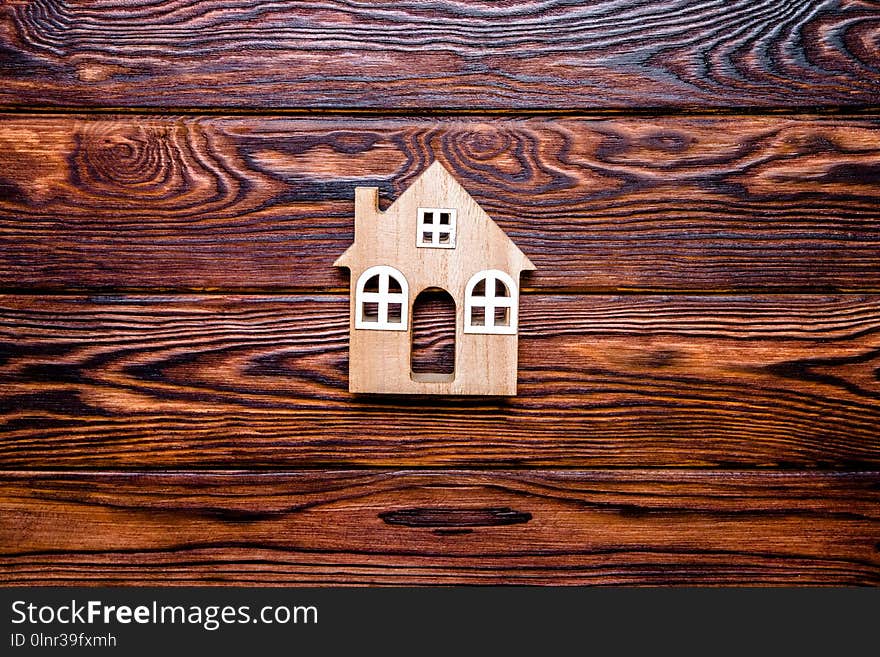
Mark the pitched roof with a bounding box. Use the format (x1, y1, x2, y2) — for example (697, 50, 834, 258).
(335, 162, 535, 272)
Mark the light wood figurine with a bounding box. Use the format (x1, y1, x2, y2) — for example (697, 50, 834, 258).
(335, 161, 535, 395)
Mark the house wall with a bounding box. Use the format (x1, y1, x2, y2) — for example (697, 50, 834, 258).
(348, 275, 518, 395)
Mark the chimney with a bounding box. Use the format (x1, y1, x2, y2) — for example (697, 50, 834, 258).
(355, 187, 379, 218)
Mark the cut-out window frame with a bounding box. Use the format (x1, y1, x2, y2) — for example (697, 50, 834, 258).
(355, 265, 409, 331)
(464, 269, 518, 335)
(416, 207, 457, 249)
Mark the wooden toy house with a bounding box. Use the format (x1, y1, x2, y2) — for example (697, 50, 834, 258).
(335, 161, 535, 395)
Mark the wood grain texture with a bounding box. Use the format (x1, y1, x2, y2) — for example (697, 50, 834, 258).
(2, 114, 880, 291)
(1, 1, 878, 110)
(2, 470, 878, 586)
(2, 294, 879, 468)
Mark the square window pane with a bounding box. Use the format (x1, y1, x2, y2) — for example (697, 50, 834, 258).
(363, 274, 380, 293)
(494, 307, 510, 326)
(471, 306, 485, 326)
(387, 303, 402, 323)
(418, 209, 456, 249)
(363, 302, 380, 322)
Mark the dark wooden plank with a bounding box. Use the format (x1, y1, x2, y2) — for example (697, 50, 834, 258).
(2, 470, 877, 586)
(1, 1, 878, 110)
(1, 114, 879, 292)
(2, 294, 879, 468)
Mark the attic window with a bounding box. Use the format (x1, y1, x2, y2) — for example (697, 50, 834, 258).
(417, 208, 456, 249)
(355, 265, 409, 331)
(464, 269, 518, 335)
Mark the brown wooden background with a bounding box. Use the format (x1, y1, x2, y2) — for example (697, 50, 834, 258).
(1, 0, 879, 585)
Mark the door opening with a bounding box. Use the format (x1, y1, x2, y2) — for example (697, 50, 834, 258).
(410, 287, 456, 383)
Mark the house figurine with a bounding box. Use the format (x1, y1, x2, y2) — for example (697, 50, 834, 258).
(334, 161, 535, 395)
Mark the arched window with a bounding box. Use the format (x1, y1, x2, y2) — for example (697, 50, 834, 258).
(355, 266, 408, 331)
(464, 269, 517, 335)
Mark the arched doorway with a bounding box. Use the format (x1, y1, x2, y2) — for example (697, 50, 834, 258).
(410, 287, 456, 383)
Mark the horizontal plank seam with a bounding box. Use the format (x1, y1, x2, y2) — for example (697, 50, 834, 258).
(2, 466, 879, 475)
(1, 106, 880, 119)
(3, 288, 880, 297)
